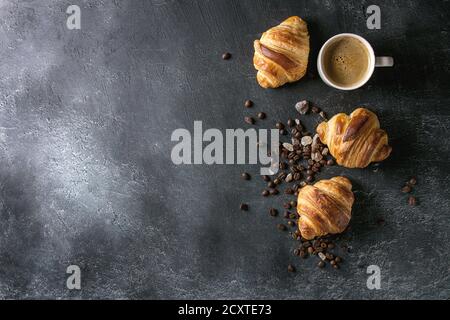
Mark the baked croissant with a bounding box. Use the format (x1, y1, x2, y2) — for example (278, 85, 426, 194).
(253, 16, 309, 88)
(317, 108, 392, 168)
(297, 176, 354, 240)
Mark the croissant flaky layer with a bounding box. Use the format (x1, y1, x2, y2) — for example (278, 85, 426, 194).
(297, 176, 354, 240)
(317, 108, 392, 168)
(253, 16, 309, 88)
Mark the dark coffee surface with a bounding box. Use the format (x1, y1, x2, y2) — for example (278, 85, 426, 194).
(0, 0, 449, 299)
(323, 37, 369, 87)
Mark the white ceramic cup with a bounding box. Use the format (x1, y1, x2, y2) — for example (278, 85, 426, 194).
(317, 33, 394, 90)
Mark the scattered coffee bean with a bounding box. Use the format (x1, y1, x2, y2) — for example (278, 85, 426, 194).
(290, 200, 297, 208)
(402, 185, 412, 193)
(299, 250, 307, 258)
(333, 264, 340, 269)
(295, 100, 310, 115)
(262, 190, 269, 197)
(307, 247, 314, 254)
(241, 172, 250, 180)
(306, 175, 314, 182)
(311, 106, 320, 113)
(287, 264, 296, 272)
(335, 256, 342, 263)
(257, 112, 266, 119)
(278, 224, 287, 231)
(244, 100, 253, 108)
(408, 196, 417, 206)
(293, 248, 300, 256)
(287, 220, 295, 227)
(262, 175, 271, 182)
(275, 122, 285, 130)
(267, 181, 276, 188)
(409, 177, 417, 185)
(240, 203, 248, 211)
(269, 208, 278, 217)
(244, 116, 255, 125)
(287, 119, 295, 127)
(318, 261, 325, 268)
(330, 260, 336, 266)
(319, 111, 327, 120)
(326, 159, 334, 166)
(222, 52, 231, 60)
(269, 188, 279, 195)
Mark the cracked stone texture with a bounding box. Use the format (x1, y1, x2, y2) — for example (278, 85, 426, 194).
(0, 0, 449, 299)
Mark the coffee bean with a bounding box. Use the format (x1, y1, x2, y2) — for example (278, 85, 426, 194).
(222, 52, 231, 60)
(318, 261, 325, 268)
(275, 122, 285, 130)
(311, 106, 320, 113)
(290, 200, 297, 208)
(330, 260, 336, 266)
(269, 188, 279, 195)
(241, 172, 250, 180)
(268, 181, 276, 188)
(287, 119, 295, 127)
(287, 264, 296, 272)
(402, 185, 412, 193)
(284, 211, 290, 218)
(326, 159, 334, 166)
(287, 220, 295, 227)
(408, 196, 417, 206)
(262, 175, 271, 182)
(325, 253, 334, 260)
(293, 248, 300, 256)
(295, 100, 310, 115)
(333, 264, 340, 269)
(240, 203, 248, 211)
(285, 188, 294, 195)
(257, 112, 266, 119)
(299, 250, 307, 258)
(306, 175, 314, 182)
(273, 178, 281, 185)
(283, 202, 291, 209)
(269, 208, 278, 217)
(244, 100, 253, 108)
(280, 129, 287, 135)
(262, 190, 269, 197)
(319, 111, 327, 120)
(409, 177, 417, 185)
(307, 247, 314, 254)
(327, 243, 335, 249)
(335, 256, 342, 263)
(277, 224, 287, 231)
(244, 116, 255, 125)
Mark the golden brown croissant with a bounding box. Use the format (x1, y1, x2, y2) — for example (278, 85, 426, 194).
(253, 16, 309, 88)
(317, 108, 392, 168)
(297, 176, 354, 240)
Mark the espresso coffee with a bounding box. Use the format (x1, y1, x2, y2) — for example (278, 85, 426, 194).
(322, 37, 369, 87)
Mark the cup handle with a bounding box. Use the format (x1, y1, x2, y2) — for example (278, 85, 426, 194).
(375, 56, 394, 67)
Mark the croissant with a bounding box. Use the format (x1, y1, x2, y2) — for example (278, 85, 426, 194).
(297, 176, 354, 240)
(317, 108, 392, 168)
(253, 16, 309, 88)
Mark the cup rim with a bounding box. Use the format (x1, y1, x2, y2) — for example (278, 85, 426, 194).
(317, 33, 376, 91)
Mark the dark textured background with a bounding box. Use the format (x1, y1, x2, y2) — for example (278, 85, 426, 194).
(0, 0, 449, 299)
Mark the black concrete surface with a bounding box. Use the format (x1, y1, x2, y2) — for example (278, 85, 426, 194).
(0, 0, 449, 299)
